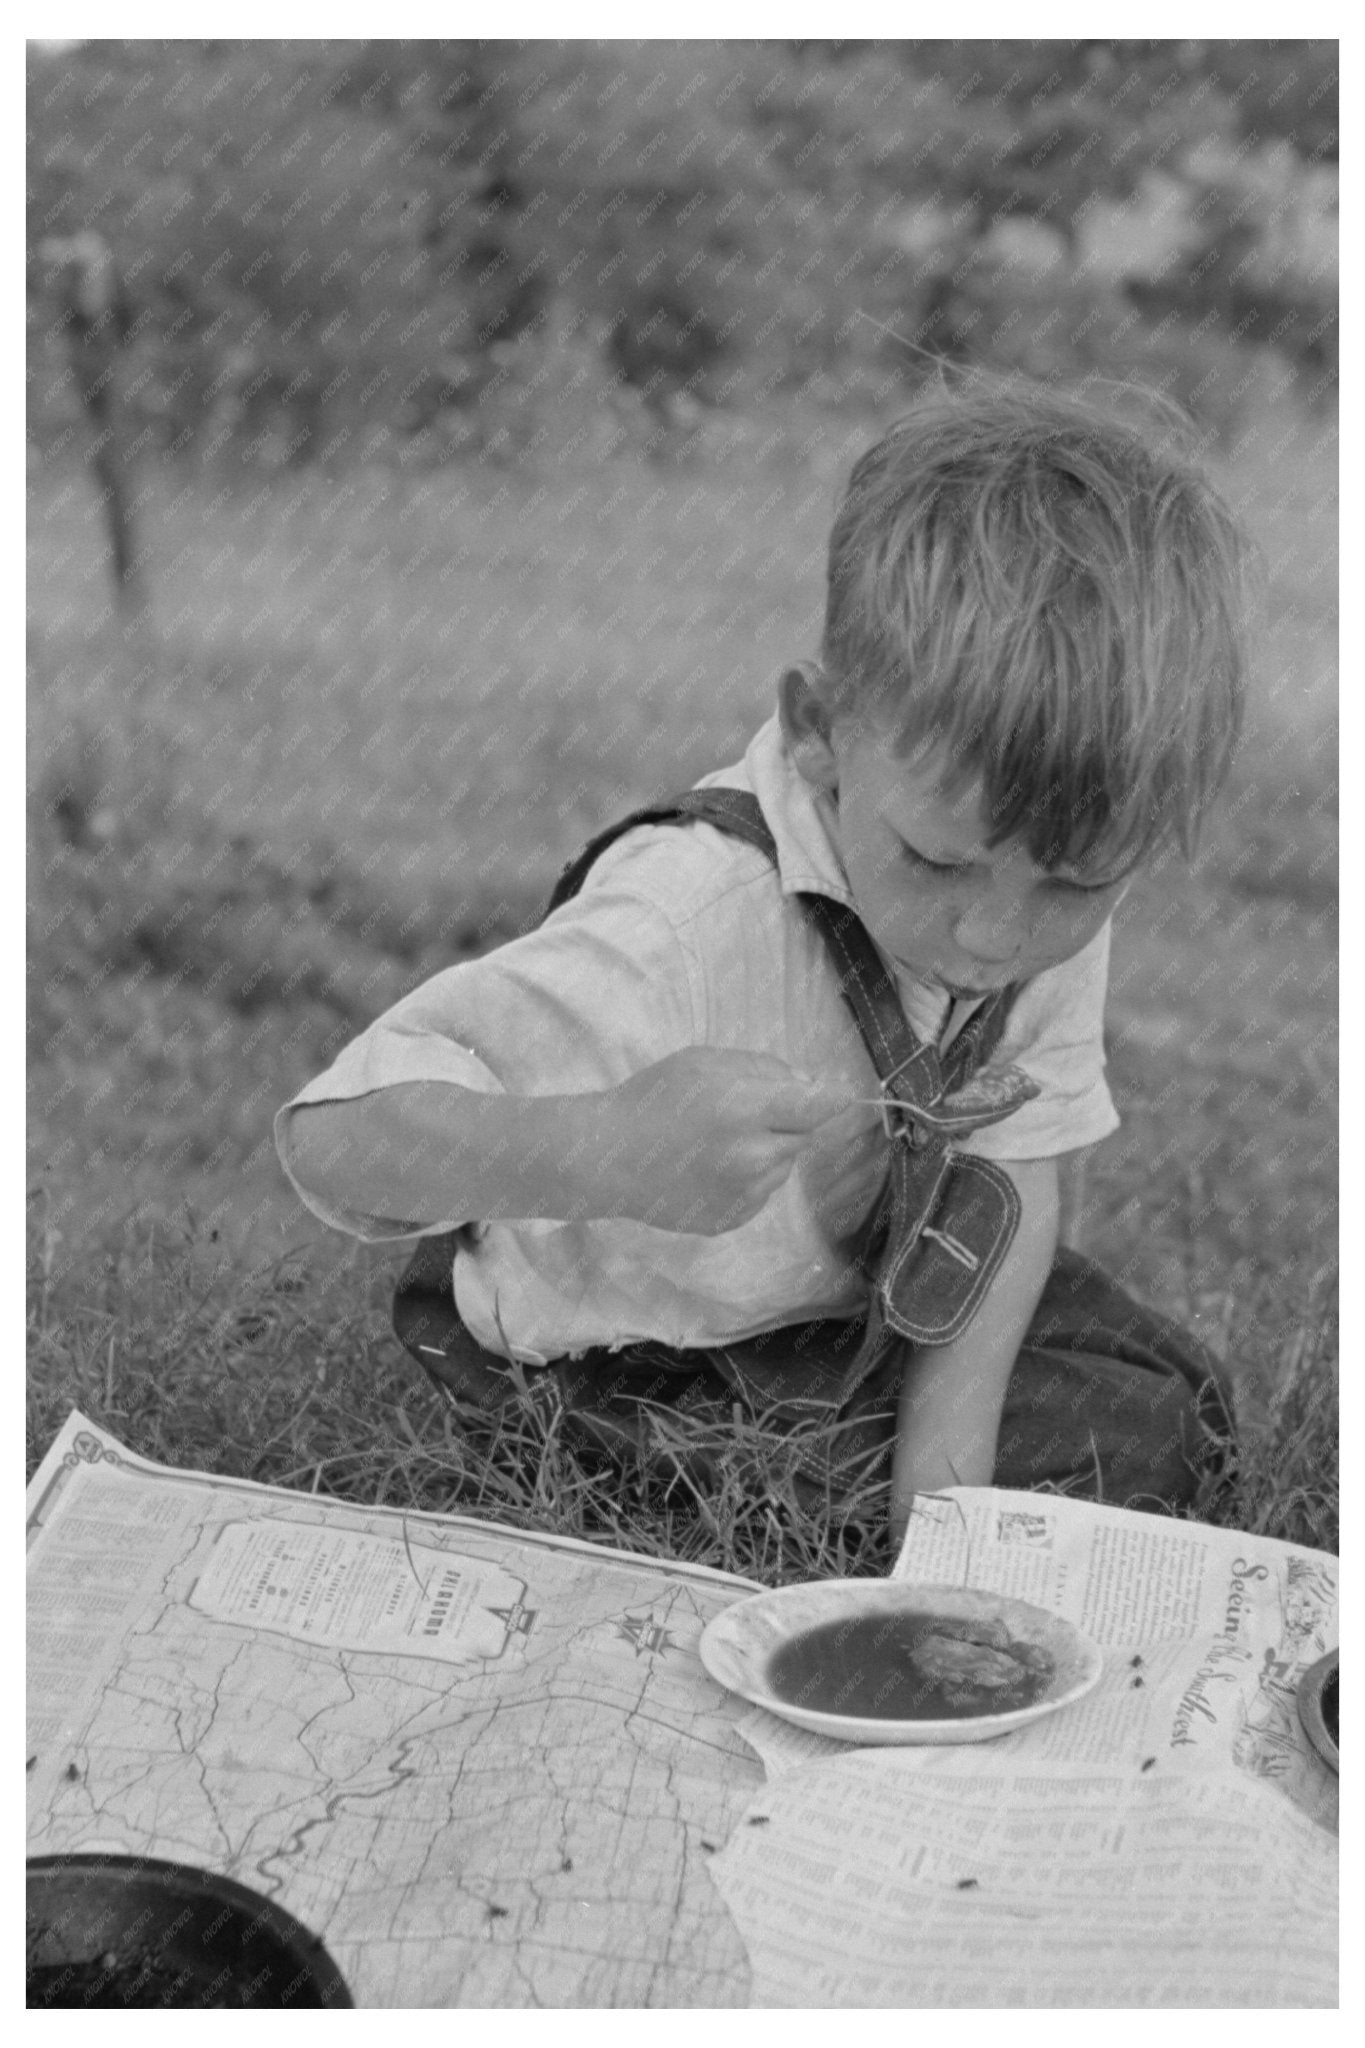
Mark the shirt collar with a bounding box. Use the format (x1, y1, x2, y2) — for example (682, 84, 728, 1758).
(733, 713, 858, 907)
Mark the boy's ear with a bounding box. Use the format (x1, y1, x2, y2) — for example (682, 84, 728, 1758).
(778, 664, 841, 797)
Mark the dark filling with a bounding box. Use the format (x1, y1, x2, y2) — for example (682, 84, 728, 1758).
(767, 1610, 1052, 1720)
(27, 1937, 266, 2009)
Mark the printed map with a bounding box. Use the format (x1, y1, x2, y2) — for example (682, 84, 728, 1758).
(27, 1413, 761, 2007)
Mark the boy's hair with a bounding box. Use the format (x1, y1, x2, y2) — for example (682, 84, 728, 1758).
(819, 377, 1256, 870)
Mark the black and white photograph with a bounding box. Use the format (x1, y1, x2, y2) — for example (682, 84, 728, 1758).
(26, 32, 1338, 2011)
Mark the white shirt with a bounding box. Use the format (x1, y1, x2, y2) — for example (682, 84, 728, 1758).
(275, 715, 1118, 1361)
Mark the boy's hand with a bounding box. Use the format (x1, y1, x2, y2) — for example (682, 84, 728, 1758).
(599, 1047, 858, 1236)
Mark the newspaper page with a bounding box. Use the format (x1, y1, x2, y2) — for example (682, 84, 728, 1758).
(710, 1486, 1338, 2007)
(26, 1410, 765, 2008)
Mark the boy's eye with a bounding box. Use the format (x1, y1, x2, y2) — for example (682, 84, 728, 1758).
(1049, 870, 1126, 896)
(904, 842, 1125, 894)
(905, 848, 969, 877)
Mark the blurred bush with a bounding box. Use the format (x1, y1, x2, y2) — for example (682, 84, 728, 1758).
(27, 38, 1337, 469)
(1124, 138, 1338, 394)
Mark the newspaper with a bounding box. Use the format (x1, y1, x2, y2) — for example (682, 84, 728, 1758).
(710, 1486, 1338, 2008)
(27, 1417, 1336, 2008)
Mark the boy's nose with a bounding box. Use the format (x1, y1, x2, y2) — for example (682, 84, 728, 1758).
(951, 897, 1024, 966)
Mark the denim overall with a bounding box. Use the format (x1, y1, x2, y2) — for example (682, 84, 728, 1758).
(395, 790, 1235, 1511)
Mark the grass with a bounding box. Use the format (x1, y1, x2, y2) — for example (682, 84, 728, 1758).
(25, 1193, 1337, 1570)
(24, 1197, 890, 1581)
(26, 376, 1337, 1570)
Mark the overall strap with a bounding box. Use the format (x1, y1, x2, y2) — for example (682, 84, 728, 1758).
(941, 988, 1020, 1088)
(795, 893, 1021, 1117)
(545, 788, 781, 917)
(548, 787, 952, 1093)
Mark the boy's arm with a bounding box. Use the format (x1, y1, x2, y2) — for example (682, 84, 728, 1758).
(888, 1156, 1060, 1545)
(284, 1083, 626, 1232)
(285, 1052, 850, 1239)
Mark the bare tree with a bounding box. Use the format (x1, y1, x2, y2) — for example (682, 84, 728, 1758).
(40, 230, 147, 621)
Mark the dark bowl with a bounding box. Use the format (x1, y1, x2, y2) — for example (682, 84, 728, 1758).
(26, 1855, 353, 2009)
(1296, 1650, 1339, 1775)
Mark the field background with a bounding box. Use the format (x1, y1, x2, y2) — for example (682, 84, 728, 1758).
(27, 41, 1336, 1551)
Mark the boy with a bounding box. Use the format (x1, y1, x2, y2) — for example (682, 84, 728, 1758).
(275, 381, 1249, 1538)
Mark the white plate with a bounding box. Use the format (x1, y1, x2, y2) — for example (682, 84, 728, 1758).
(699, 1580, 1103, 1746)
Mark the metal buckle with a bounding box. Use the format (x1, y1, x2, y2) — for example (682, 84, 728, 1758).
(918, 1224, 981, 1272)
(877, 1088, 934, 1149)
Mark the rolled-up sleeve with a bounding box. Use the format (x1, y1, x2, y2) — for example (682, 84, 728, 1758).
(273, 1029, 508, 1241)
(956, 921, 1120, 1163)
(273, 879, 702, 1240)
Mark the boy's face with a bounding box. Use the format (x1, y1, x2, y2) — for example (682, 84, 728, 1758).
(779, 669, 1134, 996)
